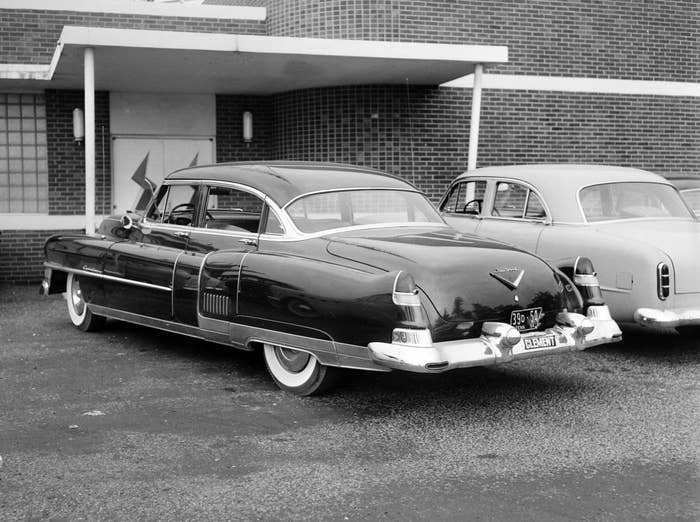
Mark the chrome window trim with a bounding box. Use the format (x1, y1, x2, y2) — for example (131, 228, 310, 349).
(575, 181, 691, 224)
(282, 186, 422, 210)
(445, 176, 553, 224)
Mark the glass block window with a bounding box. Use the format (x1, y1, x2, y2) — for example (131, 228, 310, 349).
(0, 94, 49, 213)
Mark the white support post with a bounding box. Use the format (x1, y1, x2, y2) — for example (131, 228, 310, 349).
(84, 47, 95, 235)
(467, 63, 483, 172)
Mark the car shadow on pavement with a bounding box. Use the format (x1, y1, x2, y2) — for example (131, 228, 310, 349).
(587, 325, 699, 360)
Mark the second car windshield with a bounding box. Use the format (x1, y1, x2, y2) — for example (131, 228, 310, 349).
(579, 182, 693, 222)
(286, 189, 444, 233)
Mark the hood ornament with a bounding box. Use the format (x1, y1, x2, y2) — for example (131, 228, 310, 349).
(490, 268, 525, 291)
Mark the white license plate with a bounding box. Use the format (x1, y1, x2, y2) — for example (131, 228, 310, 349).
(510, 307, 544, 332)
(522, 333, 557, 350)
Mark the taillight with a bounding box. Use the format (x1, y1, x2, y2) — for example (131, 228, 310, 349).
(573, 256, 604, 308)
(657, 263, 670, 300)
(392, 271, 421, 307)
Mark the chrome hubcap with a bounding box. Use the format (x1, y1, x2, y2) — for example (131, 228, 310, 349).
(274, 347, 311, 373)
(71, 278, 85, 316)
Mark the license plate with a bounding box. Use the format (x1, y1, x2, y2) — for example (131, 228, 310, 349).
(522, 333, 557, 350)
(510, 307, 544, 332)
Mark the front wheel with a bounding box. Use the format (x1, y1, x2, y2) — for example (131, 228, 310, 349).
(66, 273, 105, 332)
(262, 344, 337, 396)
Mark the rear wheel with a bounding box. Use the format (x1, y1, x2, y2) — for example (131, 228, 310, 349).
(676, 326, 700, 338)
(66, 273, 105, 332)
(262, 343, 337, 396)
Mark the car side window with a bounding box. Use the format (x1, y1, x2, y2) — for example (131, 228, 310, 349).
(263, 207, 285, 235)
(493, 182, 528, 218)
(442, 180, 487, 215)
(525, 191, 546, 219)
(204, 186, 264, 234)
(493, 182, 547, 221)
(146, 184, 198, 226)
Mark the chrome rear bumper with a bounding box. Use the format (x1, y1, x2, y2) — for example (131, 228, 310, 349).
(634, 307, 700, 328)
(368, 306, 621, 374)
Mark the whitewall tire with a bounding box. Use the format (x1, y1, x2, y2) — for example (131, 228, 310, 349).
(66, 273, 105, 332)
(262, 344, 337, 396)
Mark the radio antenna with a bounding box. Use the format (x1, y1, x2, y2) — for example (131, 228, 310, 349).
(405, 78, 416, 185)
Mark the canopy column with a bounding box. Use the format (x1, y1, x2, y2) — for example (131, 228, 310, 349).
(467, 63, 483, 171)
(84, 47, 95, 234)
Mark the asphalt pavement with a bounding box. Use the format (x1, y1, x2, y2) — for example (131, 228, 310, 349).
(1, 285, 698, 521)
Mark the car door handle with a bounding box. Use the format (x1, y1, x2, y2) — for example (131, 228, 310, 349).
(239, 238, 258, 247)
(175, 231, 190, 238)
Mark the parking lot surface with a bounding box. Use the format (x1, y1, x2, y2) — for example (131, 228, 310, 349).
(1, 285, 698, 521)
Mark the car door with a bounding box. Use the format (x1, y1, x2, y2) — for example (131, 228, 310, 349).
(103, 182, 200, 319)
(474, 179, 550, 253)
(177, 183, 266, 326)
(440, 179, 488, 235)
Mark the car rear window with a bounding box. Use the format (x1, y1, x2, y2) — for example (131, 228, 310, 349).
(286, 189, 443, 233)
(579, 182, 694, 222)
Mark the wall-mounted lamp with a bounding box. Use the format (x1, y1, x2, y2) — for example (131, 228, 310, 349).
(73, 108, 85, 143)
(242, 111, 253, 143)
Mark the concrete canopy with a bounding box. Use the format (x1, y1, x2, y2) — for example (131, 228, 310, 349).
(0, 26, 508, 93)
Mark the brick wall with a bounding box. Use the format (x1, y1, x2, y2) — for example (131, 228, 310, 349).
(0, 9, 266, 64)
(0, 229, 81, 284)
(46, 90, 111, 215)
(266, 0, 699, 82)
(216, 95, 272, 163)
(225, 85, 699, 202)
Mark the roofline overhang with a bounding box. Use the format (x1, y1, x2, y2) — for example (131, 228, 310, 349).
(0, 26, 508, 93)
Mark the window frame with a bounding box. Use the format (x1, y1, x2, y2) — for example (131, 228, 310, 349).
(482, 178, 552, 224)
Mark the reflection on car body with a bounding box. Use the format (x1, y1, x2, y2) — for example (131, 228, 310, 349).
(440, 164, 700, 337)
(42, 162, 621, 395)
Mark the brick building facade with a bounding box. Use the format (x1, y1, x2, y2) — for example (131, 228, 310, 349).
(0, 0, 698, 283)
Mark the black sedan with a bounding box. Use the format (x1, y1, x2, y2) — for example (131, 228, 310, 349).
(41, 162, 621, 395)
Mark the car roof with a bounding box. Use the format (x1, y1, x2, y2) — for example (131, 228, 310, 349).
(166, 161, 418, 207)
(455, 164, 675, 223)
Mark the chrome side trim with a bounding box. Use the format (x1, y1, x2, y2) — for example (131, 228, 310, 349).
(44, 263, 170, 292)
(88, 304, 232, 347)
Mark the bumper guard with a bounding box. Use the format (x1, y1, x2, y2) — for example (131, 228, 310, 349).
(634, 307, 700, 328)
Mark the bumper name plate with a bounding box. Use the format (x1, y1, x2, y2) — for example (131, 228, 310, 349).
(522, 333, 557, 350)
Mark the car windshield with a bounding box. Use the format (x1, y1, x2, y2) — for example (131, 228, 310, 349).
(579, 182, 694, 222)
(286, 189, 444, 233)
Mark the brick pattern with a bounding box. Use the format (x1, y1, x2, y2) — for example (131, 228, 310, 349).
(265, 0, 700, 82)
(0, 9, 266, 64)
(0, 229, 81, 284)
(46, 90, 111, 215)
(216, 95, 272, 163)
(233, 85, 700, 202)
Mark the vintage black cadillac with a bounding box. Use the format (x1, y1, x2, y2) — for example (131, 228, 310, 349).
(41, 162, 621, 395)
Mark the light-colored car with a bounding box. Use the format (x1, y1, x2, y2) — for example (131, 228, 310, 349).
(663, 174, 700, 217)
(439, 164, 700, 336)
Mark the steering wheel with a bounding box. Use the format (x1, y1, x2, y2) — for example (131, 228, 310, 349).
(169, 203, 214, 223)
(462, 198, 483, 215)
